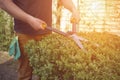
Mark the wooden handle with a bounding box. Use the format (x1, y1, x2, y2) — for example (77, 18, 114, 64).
(70, 17, 77, 33)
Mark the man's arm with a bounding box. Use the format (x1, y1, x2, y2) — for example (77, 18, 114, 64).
(60, 0, 76, 13)
(60, 0, 80, 23)
(0, 0, 45, 30)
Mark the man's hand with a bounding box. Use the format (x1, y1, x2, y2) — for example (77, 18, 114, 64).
(28, 16, 47, 31)
(0, 0, 46, 31)
(71, 10, 80, 24)
(60, 0, 80, 24)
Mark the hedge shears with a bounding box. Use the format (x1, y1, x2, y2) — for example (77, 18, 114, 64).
(42, 18, 99, 53)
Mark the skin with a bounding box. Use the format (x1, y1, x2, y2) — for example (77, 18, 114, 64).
(0, 0, 80, 31)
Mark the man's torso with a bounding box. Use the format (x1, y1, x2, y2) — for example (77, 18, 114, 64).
(13, 0, 52, 35)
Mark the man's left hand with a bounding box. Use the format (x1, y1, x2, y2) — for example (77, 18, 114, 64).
(71, 10, 80, 24)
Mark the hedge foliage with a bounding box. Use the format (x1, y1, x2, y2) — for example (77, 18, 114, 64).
(25, 32, 120, 80)
(0, 10, 14, 51)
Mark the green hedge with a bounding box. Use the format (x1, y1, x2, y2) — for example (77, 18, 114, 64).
(25, 32, 120, 80)
(0, 10, 14, 51)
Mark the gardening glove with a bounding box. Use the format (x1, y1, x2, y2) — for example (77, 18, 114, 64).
(9, 36, 21, 60)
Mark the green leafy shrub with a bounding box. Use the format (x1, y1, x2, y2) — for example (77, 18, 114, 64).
(25, 32, 120, 80)
(0, 10, 14, 51)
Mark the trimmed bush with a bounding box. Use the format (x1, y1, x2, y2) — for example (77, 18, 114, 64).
(25, 32, 120, 80)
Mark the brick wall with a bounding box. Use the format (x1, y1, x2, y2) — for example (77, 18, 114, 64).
(56, 0, 120, 35)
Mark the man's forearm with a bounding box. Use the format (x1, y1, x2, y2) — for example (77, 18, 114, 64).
(61, 0, 77, 12)
(60, 0, 80, 23)
(0, 0, 33, 23)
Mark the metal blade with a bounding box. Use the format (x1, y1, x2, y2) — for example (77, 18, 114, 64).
(71, 34, 87, 53)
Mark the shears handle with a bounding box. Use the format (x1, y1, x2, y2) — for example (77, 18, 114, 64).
(42, 23, 47, 29)
(70, 17, 77, 34)
(42, 23, 69, 37)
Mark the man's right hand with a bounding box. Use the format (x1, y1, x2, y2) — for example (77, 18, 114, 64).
(0, 0, 46, 31)
(28, 16, 47, 31)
